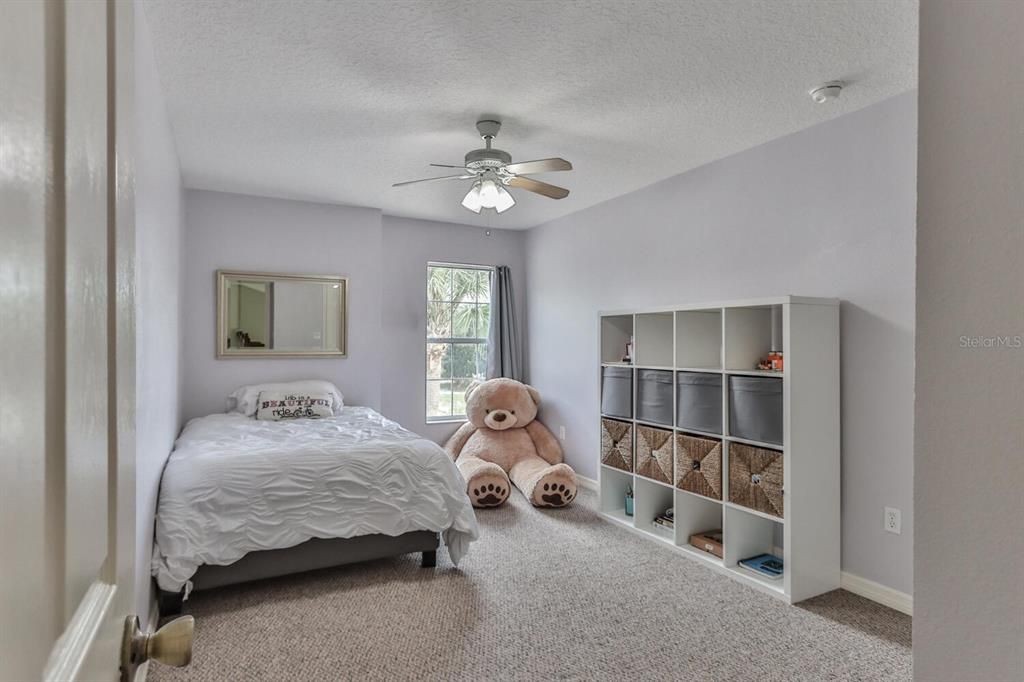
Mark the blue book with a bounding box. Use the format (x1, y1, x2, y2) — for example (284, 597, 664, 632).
(739, 553, 784, 580)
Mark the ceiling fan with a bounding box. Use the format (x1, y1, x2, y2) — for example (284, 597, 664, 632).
(392, 119, 573, 215)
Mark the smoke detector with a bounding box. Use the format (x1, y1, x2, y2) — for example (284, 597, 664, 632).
(809, 81, 844, 104)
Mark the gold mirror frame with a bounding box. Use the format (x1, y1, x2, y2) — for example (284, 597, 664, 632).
(216, 270, 348, 358)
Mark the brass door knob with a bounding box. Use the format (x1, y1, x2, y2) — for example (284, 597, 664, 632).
(122, 614, 194, 671)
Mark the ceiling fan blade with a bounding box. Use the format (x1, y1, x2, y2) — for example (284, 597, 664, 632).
(503, 157, 572, 175)
(507, 176, 570, 199)
(392, 174, 474, 187)
(429, 163, 471, 170)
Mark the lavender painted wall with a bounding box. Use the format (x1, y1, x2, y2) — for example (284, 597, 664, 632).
(181, 190, 383, 420)
(916, 2, 1024, 678)
(380, 216, 527, 444)
(524, 92, 917, 594)
(135, 3, 184, 627)
(180, 192, 528, 439)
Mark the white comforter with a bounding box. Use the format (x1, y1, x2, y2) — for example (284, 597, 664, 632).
(151, 407, 478, 592)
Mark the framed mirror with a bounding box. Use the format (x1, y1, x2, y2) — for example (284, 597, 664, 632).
(216, 270, 347, 358)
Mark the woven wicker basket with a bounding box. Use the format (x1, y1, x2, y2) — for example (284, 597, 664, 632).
(635, 425, 673, 484)
(600, 419, 633, 472)
(675, 434, 722, 500)
(728, 442, 784, 518)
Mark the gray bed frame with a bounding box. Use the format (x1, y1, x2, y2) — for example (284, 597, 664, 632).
(157, 530, 439, 617)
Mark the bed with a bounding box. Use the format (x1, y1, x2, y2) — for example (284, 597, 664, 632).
(151, 397, 478, 614)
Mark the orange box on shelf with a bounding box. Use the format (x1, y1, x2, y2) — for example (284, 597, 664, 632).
(689, 530, 724, 558)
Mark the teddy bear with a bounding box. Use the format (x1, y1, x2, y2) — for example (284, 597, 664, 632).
(444, 378, 577, 509)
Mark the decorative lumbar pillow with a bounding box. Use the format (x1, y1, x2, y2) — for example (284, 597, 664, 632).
(255, 392, 334, 421)
(227, 380, 344, 416)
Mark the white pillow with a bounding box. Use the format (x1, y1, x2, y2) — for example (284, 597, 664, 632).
(255, 391, 334, 421)
(226, 380, 344, 417)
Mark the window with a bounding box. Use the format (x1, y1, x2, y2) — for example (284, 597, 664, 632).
(426, 263, 492, 421)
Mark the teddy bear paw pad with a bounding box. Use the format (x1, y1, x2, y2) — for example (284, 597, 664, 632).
(538, 482, 576, 508)
(471, 482, 509, 508)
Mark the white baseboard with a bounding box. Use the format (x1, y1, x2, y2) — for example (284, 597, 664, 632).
(575, 474, 598, 492)
(841, 571, 913, 616)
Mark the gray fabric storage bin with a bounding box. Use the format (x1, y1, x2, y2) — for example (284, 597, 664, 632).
(637, 369, 673, 426)
(729, 376, 783, 445)
(601, 366, 633, 419)
(676, 372, 723, 434)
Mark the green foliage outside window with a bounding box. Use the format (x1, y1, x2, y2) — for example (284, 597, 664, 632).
(427, 265, 492, 419)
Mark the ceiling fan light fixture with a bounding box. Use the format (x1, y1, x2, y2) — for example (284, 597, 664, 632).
(461, 181, 483, 213)
(493, 185, 515, 213)
(478, 178, 500, 207)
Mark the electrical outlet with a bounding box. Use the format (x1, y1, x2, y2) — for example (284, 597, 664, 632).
(558, 425, 566, 441)
(884, 507, 902, 535)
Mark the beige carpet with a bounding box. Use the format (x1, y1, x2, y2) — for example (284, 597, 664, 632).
(151, 489, 911, 681)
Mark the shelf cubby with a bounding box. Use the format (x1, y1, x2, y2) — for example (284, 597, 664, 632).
(599, 466, 635, 527)
(634, 312, 674, 367)
(723, 305, 781, 371)
(724, 503, 782, 563)
(676, 371, 723, 435)
(675, 309, 722, 369)
(674, 491, 724, 562)
(635, 370, 674, 428)
(633, 476, 675, 544)
(600, 367, 634, 422)
(597, 297, 839, 605)
(724, 504, 785, 592)
(601, 315, 634, 364)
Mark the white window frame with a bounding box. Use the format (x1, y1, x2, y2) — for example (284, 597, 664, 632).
(425, 261, 494, 423)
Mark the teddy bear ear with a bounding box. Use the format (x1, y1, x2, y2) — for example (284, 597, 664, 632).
(464, 380, 482, 401)
(526, 385, 541, 405)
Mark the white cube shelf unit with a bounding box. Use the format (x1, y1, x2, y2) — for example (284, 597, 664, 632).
(598, 296, 840, 604)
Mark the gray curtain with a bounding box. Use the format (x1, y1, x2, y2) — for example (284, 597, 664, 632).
(487, 265, 522, 381)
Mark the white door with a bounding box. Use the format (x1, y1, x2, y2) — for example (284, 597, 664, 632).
(1, 0, 139, 679)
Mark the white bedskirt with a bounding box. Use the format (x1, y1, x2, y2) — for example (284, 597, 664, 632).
(151, 407, 478, 592)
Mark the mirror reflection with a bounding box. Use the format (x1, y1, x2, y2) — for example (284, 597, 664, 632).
(218, 271, 347, 357)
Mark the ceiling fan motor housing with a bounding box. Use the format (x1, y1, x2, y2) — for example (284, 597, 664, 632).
(464, 147, 512, 171)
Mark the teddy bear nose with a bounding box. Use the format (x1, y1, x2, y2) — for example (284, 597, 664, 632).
(493, 412, 507, 422)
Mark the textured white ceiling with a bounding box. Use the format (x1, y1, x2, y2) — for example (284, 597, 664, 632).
(142, 0, 918, 229)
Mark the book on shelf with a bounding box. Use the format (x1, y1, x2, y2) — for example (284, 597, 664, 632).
(653, 515, 674, 529)
(738, 553, 784, 580)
